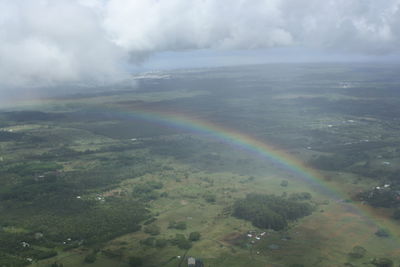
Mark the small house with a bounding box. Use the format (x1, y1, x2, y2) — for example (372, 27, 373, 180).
(188, 257, 196, 267)
(188, 257, 204, 267)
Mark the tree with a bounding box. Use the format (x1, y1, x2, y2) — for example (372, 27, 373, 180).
(392, 209, 400, 220)
(177, 239, 192, 250)
(168, 221, 187, 230)
(189, 232, 201, 241)
(128, 256, 143, 267)
(204, 193, 216, 203)
(371, 257, 393, 267)
(349, 246, 366, 258)
(155, 238, 168, 248)
(84, 253, 97, 263)
(375, 229, 390, 238)
(140, 237, 155, 247)
(144, 224, 160, 235)
(171, 234, 192, 250)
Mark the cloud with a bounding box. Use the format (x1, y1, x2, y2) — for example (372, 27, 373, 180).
(0, 0, 125, 88)
(103, 0, 294, 52)
(0, 0, 399, 89)
(103, 0, 400, 54)
(281, 0, 400, 53)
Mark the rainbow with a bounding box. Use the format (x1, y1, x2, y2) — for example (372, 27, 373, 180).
(113, 107, 344, 198)
(104, 105, 400, 242)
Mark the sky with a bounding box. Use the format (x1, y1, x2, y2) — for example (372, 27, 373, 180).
(0, 0, 400, 91)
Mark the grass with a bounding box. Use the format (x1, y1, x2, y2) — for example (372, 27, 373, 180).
(74, 158, 399, 266)
(10, 132, 400, 267)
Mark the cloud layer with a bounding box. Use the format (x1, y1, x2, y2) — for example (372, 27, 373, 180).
(1, 0, 399, 88)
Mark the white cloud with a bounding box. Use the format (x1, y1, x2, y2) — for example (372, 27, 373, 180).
(0, 0, 124, 88)
(103, 0, 293, 51)
(103, 0, 400, 53)
(0, 0, 399, 89)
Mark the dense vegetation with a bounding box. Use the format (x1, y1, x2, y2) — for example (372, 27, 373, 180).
(232, 193, 313, 230)
(357, 186, 400, 208)
(0, 122, 158, 266)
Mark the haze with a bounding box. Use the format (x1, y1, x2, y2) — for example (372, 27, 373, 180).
(1, 0, 400, 90)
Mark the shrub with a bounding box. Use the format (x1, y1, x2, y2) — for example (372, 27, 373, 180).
(168, 221, 187, 230)
(204, 193, 216, 203)
(143, 217, 157, 225)
(189, 232, 201, 241)
(140, 237, 155, 247)
(155, 239, 168, 248)
(29, 249, 58, 260)
(144, 224, 160, 236)
(375, 229, 390, 238)
(160, 192, 169, 198)
(289, 192, 312, 201)
(171, 234, 192, 250)
(392, 209, 400, 220)
(84, 253, 97, 263)
(128, 256, 143, 267)
(177, 239, 192, 250)
(371, 257, 393, 267)
(133, 184, 153, 194)
(349, 246, 366, 258)
(144, 191, 159, 201)
(146, 181, 163, 189)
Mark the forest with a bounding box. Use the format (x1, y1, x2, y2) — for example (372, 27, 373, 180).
(232, 193, 314, 230)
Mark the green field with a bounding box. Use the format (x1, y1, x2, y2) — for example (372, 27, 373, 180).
(1, 63, 400, 267)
